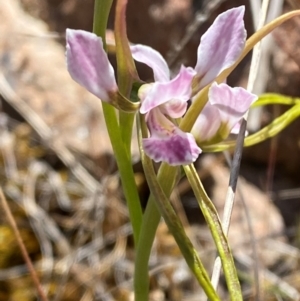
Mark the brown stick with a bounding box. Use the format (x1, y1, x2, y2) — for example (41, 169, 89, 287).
(0, 187, 49, 301)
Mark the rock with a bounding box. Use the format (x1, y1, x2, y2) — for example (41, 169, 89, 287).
(201, 155, 285, 266)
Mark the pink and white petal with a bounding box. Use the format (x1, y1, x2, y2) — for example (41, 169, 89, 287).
(140, 66, 196, 115)
(209, 82, 257, 130)
(130, 44, 170, 82)
(191, 102, 221, 142)
(159, 99, 188, 119)
(230, 121, 242, 134)
(138, 83, 153, 101)
(66, 29, 117, 102)
(144, 109, 201, 165)
(143, 132, 201, 166)
(194, 6, 246, 89)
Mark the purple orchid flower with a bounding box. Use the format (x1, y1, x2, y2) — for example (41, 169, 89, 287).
(65, 6, 256, 166)
(130, 6, 253, 163)
(188, 6, 258, 144)
(66, 28, 201, 165)
(130, 46, 201, 165)
(191, 83, 257, 145)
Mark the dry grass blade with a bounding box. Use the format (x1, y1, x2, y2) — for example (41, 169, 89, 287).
(23, 162, 71, 256)
(236, 253, 300, 301)
(247, 0, 270, 94)
(0, 187, 49, 301)
(225, 150, 261, 301)
(0, 72, 100, 193)
(0, 126, 19, 181)
(248, 0, 284, 131)
(210, 0, 271, 293)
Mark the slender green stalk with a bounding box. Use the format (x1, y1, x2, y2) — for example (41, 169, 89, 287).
(136, 116, 220, 301)
(252, 94, 300, 107)
(93, 0, 142, 244)
(114, 0, 138, 156)
(101, 103, 142, 243)
(93, 0, 112, 51)
(134, 114, 179, 300)
(134, 162, 178, 301)
(119, 112, 135, 156)
(134, 196, 160, 301)
(183, 164, 242, 301)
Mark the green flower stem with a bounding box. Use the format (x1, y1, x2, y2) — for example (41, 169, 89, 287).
(119, 112, 135, 156)
(134, 114, 179, 301)
(134, 162, 178, 301)
(135, 116, 220, 301)
(183, 164, 242, 301)
(93, 0, 112, 51)
(114, 0, 139, 156)
(134, 195, 160, 301)
(252, 94, 300, 107)
(101, 104, 142, 243)
(93, 0, 142, 244)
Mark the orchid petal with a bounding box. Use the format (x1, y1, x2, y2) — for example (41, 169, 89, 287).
(139, 66, 196, 115)
(144, 109, 201, 165)
(143, 133, 201, 166)
(191, 102, 221, 142)
(192, 82, 257, 143)
(195, 6, 246, 89)
(66, 29, 118, 102)
(159, 98, 188, 119)
(209, 82, 257, 130)
(230, 121, 242, 134)
(130, 44, 170, 82)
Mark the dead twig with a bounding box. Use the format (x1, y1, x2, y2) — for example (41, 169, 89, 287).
(211, 0, 271, 294)
(0, 187, 49, 301)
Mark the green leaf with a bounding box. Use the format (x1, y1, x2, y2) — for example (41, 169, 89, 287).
(184, 164, 243, 301)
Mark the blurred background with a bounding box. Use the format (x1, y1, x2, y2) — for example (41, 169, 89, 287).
(0, 0, 300, 300)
